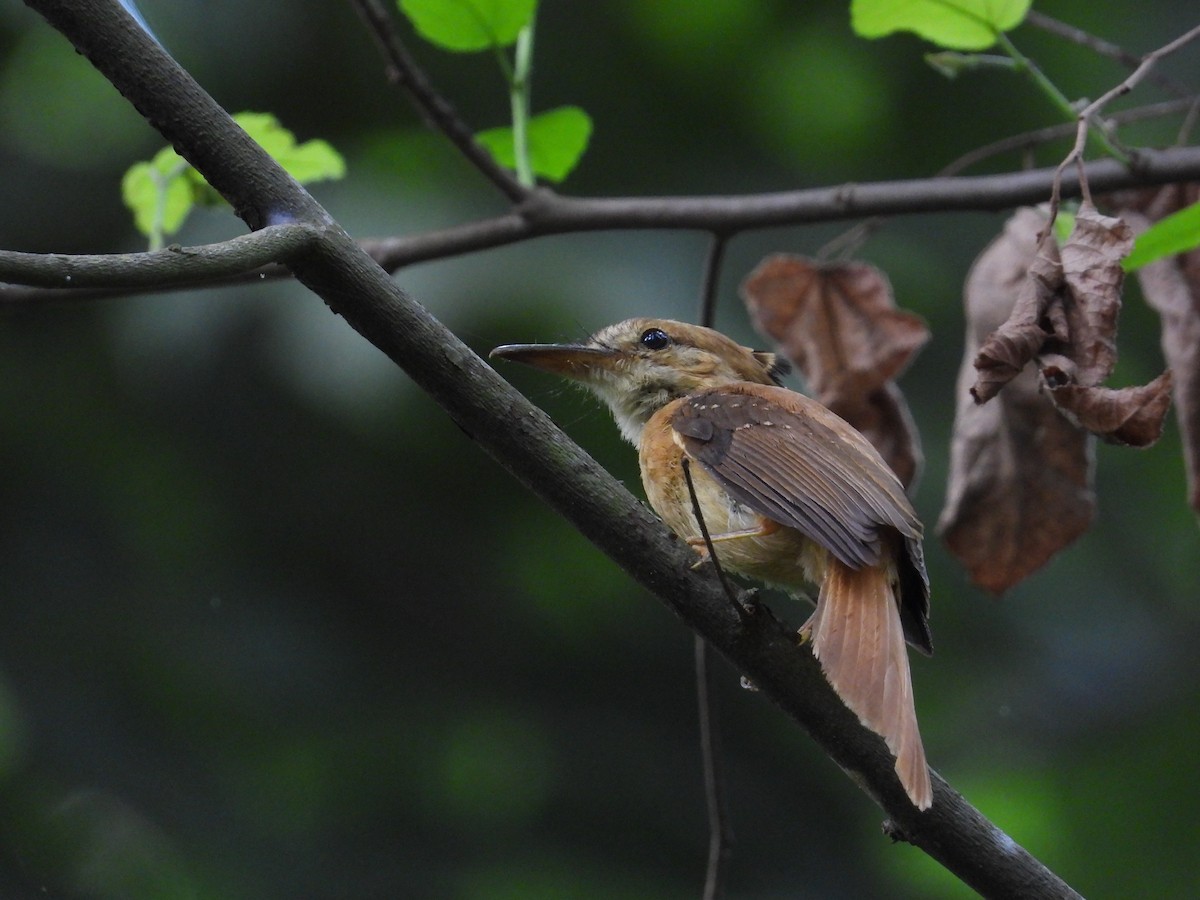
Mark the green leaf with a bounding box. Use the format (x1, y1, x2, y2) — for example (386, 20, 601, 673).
(121, 146, 192, 243)
(232, 112, 347, 183)
(121, 112, 345, 246)
(398, 0, 537, 51)
(851, 0, 1032, 51)
(1124, 202, 1200, 271)
(475, 106, 592, 183)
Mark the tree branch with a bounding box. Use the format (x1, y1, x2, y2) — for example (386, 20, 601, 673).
(363, 147, 1200, 267)
(0, 223, 313, 289)
(4, 145, 1200, 302)
(16, 2, 1113, 895)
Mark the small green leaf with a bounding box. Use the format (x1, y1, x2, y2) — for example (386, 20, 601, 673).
(121, 112, 345, 247)
(398, 0, 537, 51)
(274, 139, 346, 182)
(1124, 202, 1200, 271)
(121, 146, 192, 243)
(475, 106, 592, 183)
(852, 0, 1031, 51)
(232, 112, 347, 183)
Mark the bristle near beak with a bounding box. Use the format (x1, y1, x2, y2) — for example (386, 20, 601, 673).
(490, 342, 620, 381)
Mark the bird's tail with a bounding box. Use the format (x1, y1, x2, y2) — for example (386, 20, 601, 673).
(804, 559, 932, 810)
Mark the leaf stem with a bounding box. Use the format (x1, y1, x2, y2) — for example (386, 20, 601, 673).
(147, 158, 189, 251)
(147, 172, 166, 251)
(996, 33, 1075, 119)
(995, 32, 1126, 162)
(509, 22, 536, 188)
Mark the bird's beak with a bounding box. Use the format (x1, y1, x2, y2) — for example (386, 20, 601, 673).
(490, 342, 621, 381)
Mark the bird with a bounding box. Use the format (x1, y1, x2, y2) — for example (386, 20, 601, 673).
(491, 318, 933, 810)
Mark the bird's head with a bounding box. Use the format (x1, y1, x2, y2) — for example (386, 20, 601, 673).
(491, 318, 787, 443)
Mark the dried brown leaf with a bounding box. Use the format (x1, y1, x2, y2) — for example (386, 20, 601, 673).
(970, 219, 1062, 404)
(941, 208, 1095, 594)
(1058, 203, 1133, 386)
(1038, 204, 1174, 447)
(741, 254, 928, 488)
(741, 255, 929, 399)
(939, 368, 1096, 594)
(1123, 199, 1200, 508)
(1041, 369, 1174, 447)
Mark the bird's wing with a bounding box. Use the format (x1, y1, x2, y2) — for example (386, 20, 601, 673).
(670, 385, 922, 572)
(673, 384, 933, 653)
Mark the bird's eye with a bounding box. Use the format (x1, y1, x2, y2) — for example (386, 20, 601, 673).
(639, 328, 670, 350)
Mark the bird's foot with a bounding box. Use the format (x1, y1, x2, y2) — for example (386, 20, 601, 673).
(796, 618, 813, 646)
(735, 586, 759, 617)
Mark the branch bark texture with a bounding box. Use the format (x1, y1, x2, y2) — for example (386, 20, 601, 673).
(0, 223, 312, 288)
(17, 1, 1123, 896)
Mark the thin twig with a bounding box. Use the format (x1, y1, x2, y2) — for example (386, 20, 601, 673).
(1082, 24, 1200, 134)
(1026, 11, 1194, 98)
(345, 0, 529, 203)
(697, 234, 727, 329)
(692, 233, 733, 900)
(695, 633, 734, 900)
(1048, 22, 1200, 223)
(681, 455, 746, 898)
(1177, 97, 1200, 146)
(681, 459, 741, 610)
(940, 97, 1200, 177)
(817, 219, 879, 261)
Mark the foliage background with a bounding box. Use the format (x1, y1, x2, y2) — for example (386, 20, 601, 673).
(1, 1, 1198, 897)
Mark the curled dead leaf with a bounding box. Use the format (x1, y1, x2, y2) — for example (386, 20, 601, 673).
(1040, 368, 1174, 447)
(972, 203, 1134, 403)
(741, 254, 928, 488)
(1058, 203, 1133, 387)
(940, 208, 1095, 594)
(971, 228, 1062, 403)
(1037, 204, 1172, 447)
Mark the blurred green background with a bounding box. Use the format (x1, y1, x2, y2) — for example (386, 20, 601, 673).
(2, 1, 1199, 897)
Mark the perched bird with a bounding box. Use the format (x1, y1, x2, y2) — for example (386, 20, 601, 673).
(491, 318, 933, 809)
